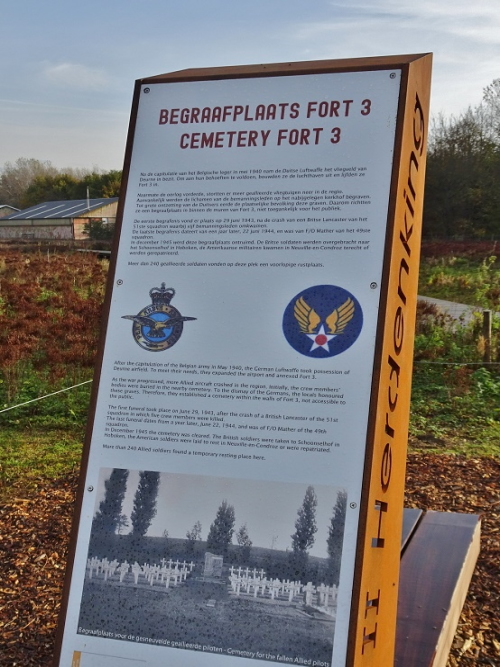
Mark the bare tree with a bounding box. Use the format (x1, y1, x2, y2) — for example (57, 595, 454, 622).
(0, 158, 58, 207)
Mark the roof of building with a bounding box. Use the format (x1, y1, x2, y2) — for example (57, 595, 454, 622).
(3, 198, 118, 220)
(0, 204, 21, 218)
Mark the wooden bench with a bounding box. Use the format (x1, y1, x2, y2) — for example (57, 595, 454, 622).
(396, 509, 481, 666)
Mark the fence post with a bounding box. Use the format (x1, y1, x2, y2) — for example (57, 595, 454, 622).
(482, 310, 492, 364)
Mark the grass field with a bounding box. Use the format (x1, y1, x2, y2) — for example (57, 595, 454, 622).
(411, 242, 500, 455)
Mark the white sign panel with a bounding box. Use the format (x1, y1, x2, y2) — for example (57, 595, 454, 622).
(58, 68, 401, 667)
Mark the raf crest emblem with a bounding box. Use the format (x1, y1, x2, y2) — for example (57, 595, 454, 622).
(282, 285, 363, 358)
(122, 283, 196, 352)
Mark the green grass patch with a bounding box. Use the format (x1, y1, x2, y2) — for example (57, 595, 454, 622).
(0, 360, 93, 424)
(409, 286, 500, 456)
(409, 364, 500, 457)
(0, 370, 90, 497)
(419, 254, 500, 309)
(0, 425, 83, 496)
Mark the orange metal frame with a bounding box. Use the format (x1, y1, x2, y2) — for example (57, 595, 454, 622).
(54, 53, 432, 667)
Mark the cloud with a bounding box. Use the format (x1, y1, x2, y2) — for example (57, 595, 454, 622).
(43, 62, 110, 91)
(292, 0, 500, 47)
(327, 0, 500, 23)
(282, 0, 500, 112)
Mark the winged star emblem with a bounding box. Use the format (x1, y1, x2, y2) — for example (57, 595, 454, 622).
(294, 296, 355, 351)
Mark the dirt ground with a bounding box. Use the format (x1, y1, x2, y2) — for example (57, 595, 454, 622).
(0, 452, 498, 666)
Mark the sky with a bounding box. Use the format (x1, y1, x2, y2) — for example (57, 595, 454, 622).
(95, 468, 345, 559)
(1, 0, 499, 173)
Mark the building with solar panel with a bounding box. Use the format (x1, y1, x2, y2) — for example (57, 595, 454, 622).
(0, 198, 118, 240)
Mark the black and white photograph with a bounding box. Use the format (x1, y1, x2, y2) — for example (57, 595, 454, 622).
(78, 468, 348, 665)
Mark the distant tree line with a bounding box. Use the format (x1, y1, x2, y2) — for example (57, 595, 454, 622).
(423, 78, 500, 239)
(0, 157, 121, 209)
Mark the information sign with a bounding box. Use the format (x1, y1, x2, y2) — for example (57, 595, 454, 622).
(55, 54, 432, 667)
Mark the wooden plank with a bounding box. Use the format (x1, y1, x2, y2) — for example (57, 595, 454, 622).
(141, 54, 431, 84)
(401, 508, 423, 551)
(395, 511, 481, 667)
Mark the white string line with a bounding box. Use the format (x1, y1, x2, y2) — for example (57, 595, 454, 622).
(0, 380, 92, 414)
(0, 360, 498, 415)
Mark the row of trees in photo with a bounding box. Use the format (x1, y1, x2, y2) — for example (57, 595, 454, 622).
(93, 469, 159, 537)
(1, 78, 500, 239)
(92, 470, 347, 585)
